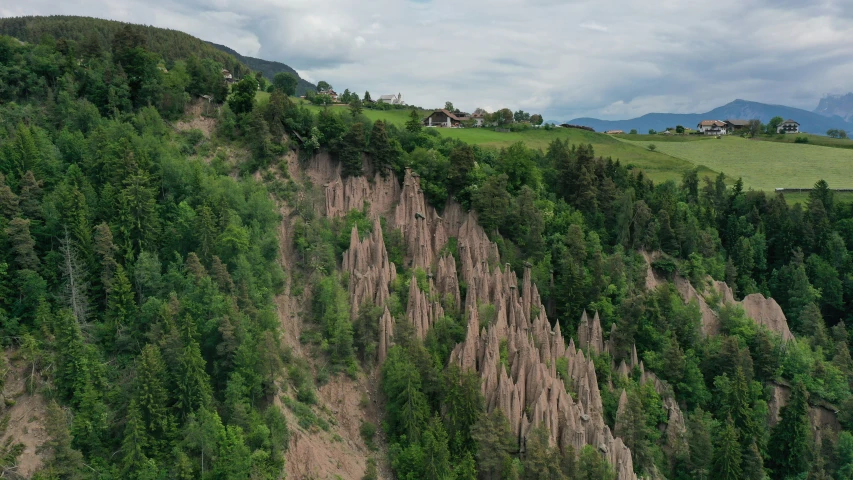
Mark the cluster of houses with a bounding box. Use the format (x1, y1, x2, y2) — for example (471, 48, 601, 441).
(696, 119, 800, 135)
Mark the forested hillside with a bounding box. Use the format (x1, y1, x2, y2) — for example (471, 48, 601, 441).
(0, 16, 250, 78)
(207, 42, 315, 96)
(3, 17, 853, 480)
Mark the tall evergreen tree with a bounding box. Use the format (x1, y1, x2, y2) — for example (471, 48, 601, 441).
(133, 344, 173, 457)
(711, 416, 742, 480)
(470, 409, 515, 480)
(340, 122, 366, 178)
(368, 120, 396, 177)
(768, 381, 811, 479)
(406, 109, 422, 133)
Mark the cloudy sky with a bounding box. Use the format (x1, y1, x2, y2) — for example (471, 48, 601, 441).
(4, 0, 853, 120)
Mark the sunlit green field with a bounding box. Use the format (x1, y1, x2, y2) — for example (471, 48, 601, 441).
(619, 135, 853, 190)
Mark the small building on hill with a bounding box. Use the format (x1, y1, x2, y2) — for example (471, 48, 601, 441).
(697, 120, 727, 135)
(725, 119, 752, 134)
(471, 112, 486, 127)
(605, 130, 624, 135)
(221, 69, 234, 84)
(377, 93, 404, 105)
(423, 109, 464, 127)
(319, 89, 338, 102)
(777, 119, 800, 134)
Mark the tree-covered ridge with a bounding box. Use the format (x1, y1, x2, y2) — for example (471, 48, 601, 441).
(0, 16, 250, 78)
(206, 42, 315, 96)
(0, 31, 288, 478)
(4, 16, 853, 480)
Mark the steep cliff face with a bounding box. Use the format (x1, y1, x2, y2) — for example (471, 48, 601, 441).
(327, 168, 640, 479)
(316, 160, 797, 479)
(646, 253, 795, 342)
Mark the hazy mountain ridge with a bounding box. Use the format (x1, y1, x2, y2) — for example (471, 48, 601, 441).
(814, 93, 853, 123)
(568, 99, 853, 134)
(208, 42, 316, 96)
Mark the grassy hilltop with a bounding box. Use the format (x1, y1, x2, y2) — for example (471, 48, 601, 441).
(293, 101, 853, 192)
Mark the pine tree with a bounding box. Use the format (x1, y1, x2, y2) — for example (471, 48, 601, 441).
(133, 344, 173, 456)
(64, 187, 92, 256)
(470, 409, 515, 480)
(340, 122, 366, 178)
(368, 120, 396, 177)
(185, 252, 207, 280)
(105, 264, 136, 348)
(117, 170, 161, 260)
(472, 174, 511, 234)
(5, 217, 39, 270)
(685, 408, 714, 480)
(54, 309, 90, 403)
(210, 255, 234, 293)
(0, 175, 19, 219)
(94, 222, 118, 291)
(522, 426, 562, 479)
(836, 432, 853, 480)
(578, 445, 615, 480)
(406, 109, 422, 133)
(121, 399, 150, 476)
(711, 416, 742, 480)
(768, 380, 811, 479)
(213, 425, 252, 479)
(658, 209, 680, 256)
(421, 416, 452, 480)
(448, 144, 475, 195)
(741, 440, 765, 480)
(42, 401, 85, 477)
(174, 337, 212, 417)
(441, 366, 482, 456)
(724, 367, 758, 443)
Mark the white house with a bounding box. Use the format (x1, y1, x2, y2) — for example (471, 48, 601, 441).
(697, 120, 727, 135)
(377, 93, 404, 105)
(777, 119, 800, 134)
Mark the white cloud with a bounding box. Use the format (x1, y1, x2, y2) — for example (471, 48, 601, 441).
(5, 0, 853, 120)
(579, 21, 608, 32)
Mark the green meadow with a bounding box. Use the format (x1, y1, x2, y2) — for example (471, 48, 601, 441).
(619, 135, 853, 190)
(268, 97, 853, 192)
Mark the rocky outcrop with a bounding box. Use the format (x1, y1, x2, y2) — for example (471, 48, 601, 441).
(448, 265, 639, 480)
(378, 306, 395, 363)
(342, 218, 397, 318)
(332, 158, 640, 478)
(767, 383, 840, 443)
(392, 170, 448, 268)
(741, 294, 795, 342)
(674, 276, 721, 337)
(406, 275, 445, 340)
(578, 311, 605, 354)
(646, 254, 794, 341)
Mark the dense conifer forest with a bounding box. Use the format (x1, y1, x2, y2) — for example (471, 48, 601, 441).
(2, 17, 853, 480)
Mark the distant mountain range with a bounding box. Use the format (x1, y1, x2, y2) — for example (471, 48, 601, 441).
(207, 42, 316, 96)
(567, 99, 853, 134)
(814, 93, 853, 123)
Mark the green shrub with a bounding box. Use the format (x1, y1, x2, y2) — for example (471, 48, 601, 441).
(360, 421, 377, 450)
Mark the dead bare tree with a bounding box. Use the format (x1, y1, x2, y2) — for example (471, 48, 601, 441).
(60, 228, 89, 326)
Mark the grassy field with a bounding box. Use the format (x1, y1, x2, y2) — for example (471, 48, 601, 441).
(255, 95, 853, 193)
(619, 135, 853, 190)
(758, 133, 853, 150)
(285, 102, 705, 183)
(438, 127, 716, 183)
